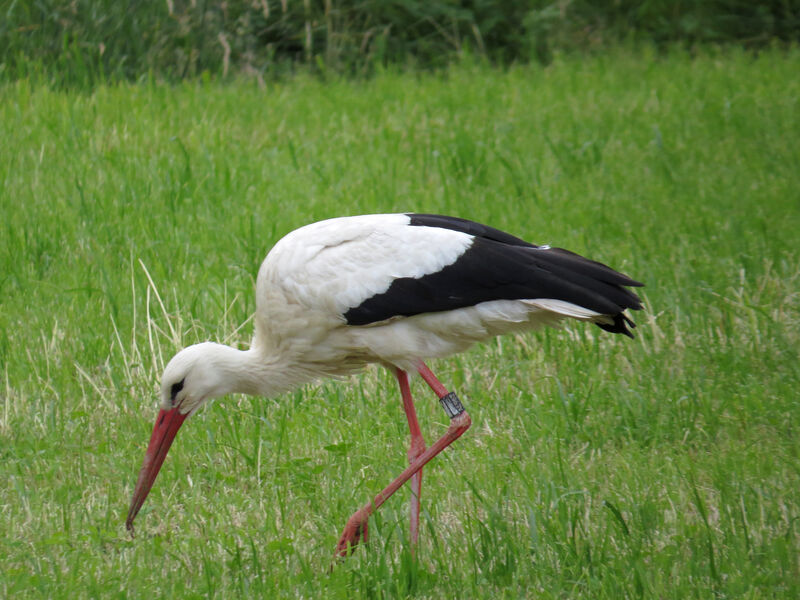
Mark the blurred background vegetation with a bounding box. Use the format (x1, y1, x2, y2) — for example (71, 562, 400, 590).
(2, 0, 799, 86)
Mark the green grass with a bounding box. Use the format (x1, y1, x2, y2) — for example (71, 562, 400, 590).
(1, 47, 799, 598)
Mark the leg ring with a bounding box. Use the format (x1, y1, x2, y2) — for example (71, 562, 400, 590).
(439, 391, 465, 419)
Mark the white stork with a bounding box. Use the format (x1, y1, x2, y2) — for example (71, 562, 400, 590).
(125, 213, 643, 556)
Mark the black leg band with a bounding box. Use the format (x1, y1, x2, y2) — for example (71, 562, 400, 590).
(439, 392, 465, 419)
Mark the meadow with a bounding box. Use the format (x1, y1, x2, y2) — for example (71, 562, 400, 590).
(1, 48, 799, 598)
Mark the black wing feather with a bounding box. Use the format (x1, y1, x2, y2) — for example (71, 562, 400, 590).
(345, 215, 643, 337)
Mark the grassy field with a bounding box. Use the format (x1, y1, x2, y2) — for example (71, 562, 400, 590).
(1, 48, 799, 598)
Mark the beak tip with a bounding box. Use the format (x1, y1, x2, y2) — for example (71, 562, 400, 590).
(126, 406, 187, 538)
(125, 509, 136, 534)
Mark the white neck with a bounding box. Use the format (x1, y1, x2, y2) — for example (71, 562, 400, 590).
(210, 344, 312, 398)
(167, 341, 318, 405)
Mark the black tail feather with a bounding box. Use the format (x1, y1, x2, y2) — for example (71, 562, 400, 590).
(596, 312, 638, 338)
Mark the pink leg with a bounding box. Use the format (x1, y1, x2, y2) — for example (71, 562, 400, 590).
(396, 369, 426, 548)
(335, 362, 471, 557)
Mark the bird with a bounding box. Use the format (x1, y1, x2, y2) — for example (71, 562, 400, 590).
(125, 213, 643, 557)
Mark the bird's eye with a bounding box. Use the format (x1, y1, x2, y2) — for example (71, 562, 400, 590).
(170, 378, 186, 404)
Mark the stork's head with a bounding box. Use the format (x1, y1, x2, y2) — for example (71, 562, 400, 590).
(125, 342, 245, 533)
(159, 342, 240, 415)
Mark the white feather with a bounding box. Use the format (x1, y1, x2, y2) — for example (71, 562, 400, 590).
(523, 299, 605, 320)
(253, 214, 473, 352)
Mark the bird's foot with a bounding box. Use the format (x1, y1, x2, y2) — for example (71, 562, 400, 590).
(335, 507, 370, 557)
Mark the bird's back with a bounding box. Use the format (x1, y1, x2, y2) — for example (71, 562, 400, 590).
(251, 214, 642, 371)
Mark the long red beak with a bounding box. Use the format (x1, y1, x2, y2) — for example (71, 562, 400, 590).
(126, 406, 188, 533)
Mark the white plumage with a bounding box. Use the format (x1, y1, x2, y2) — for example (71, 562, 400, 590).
(253, 214, 620, 375)
(126, 213, 643, 557)
(254, 215, 473, 368)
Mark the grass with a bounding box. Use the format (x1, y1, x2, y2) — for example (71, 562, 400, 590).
(1, 47, 799, 598)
